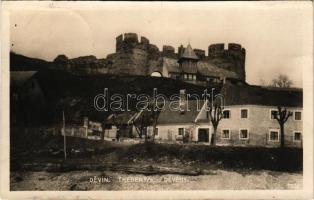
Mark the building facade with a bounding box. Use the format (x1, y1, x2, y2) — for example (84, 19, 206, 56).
(151, 84, 303, 147)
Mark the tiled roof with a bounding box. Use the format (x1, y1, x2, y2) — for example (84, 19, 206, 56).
(197, 61, 238, 78)
(222, 82, 303, 107)
(106, 111, 138, 125)
(163, 58, 180, 73)
(163, 58, 238, 78)
(157, 100, 206, 124)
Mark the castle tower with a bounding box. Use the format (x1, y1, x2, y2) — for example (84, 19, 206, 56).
(178, 44, 199, 80)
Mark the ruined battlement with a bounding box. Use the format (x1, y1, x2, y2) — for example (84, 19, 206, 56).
(162, 45, 175, 54)
(51, 33, 247, 81)
(52, 33, 246, 80)
(162, 45, 176, 58)
(124, 33, 138, 43)
(194, 49, 206, 59)
(140, 36, 150, 45)
(116, 33, 246, 59)
(208, 43, 245, 58)
(112, 33, 246, 80)
(116, 33, 153, 52)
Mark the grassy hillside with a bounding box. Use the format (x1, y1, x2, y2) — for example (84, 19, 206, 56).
(10, 52, 52, 71)
(12, 69, 213, 125)
(11, 130, 302, 172)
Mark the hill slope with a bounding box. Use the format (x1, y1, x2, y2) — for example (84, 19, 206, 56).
(12, 69, 215, 125)
(10, 52, 52, 71)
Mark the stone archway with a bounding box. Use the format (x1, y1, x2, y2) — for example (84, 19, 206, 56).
(151, 71, 162, 77)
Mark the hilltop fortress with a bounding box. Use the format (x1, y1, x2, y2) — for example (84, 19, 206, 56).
(53, 33, 246, 86)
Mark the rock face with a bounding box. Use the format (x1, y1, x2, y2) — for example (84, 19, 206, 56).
(53, 55, 109, 75)
(52, 33, 246, 81)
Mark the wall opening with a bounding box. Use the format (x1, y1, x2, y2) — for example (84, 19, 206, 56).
(151, 71, 162, 77)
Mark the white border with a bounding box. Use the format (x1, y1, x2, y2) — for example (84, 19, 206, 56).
(1, 1, 313, 200)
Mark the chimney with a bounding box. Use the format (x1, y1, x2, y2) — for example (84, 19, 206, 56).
(179, 89, 187, 114)
(83, 117, 88, 127)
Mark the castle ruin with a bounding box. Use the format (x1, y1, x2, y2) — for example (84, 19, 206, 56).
(53, 33, 246, 86)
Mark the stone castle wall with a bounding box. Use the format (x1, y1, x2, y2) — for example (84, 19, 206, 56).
(208, 43, 246, 80)
(52, 33, 246, 81)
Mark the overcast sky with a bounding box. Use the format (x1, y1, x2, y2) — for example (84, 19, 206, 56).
(7, 2, 313, 87)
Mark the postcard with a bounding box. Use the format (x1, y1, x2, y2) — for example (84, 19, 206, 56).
(1, 1, 313, 199)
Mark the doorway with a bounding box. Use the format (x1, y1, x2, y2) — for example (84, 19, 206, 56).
(198, 128, 209, 143)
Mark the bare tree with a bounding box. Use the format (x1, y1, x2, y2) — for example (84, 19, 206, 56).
(207, 95, 224, 146)
(150, 107, 161, 142)
(271, 74, 293, 88)
(259, 78, 268, 86)
(108, 113, 126, 141)
(133, 102, 162, 142)
(101, 116, 111, 141)
(133, 111, 149, 140)
(274, 106, 293, 148)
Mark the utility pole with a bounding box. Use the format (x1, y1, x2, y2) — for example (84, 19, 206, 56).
(62, 110, 67, 160)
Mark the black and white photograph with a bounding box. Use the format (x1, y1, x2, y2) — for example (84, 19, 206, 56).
(1, 1, 313, 199)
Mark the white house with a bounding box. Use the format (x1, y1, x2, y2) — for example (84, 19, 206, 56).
(151, 81, 303, 147)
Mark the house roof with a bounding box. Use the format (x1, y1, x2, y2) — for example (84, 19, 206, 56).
(180, 44, 199, 60)
(163, 58, 180, 73)
(163, 58, 238, 78)
(157, 100, 206, 124)
(222, 81, 303, 107)
(106, 111, 138, 125)
(197, 61, 238, 78)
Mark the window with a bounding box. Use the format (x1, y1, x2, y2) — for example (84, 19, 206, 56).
(154, 128, 159, 136)
(192, 74, 196, 81)
(294, 111, 302, 121)
(239, 129, 249, 140)
(213, 78, 221, 83)
(170, 73, 179, 79)
(294, 132, 302, 142)
(240, 109, 248, 119)
(269, 129, 279, 141)
(184, 74, 188, 80)
(178, 128, 184, 136)
(221, 129, 230, 139)
(270, 110, 278, 120)
(223, 110, 230, 119)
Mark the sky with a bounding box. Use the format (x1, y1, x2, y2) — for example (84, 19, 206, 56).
(7, 2, 313, 87)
